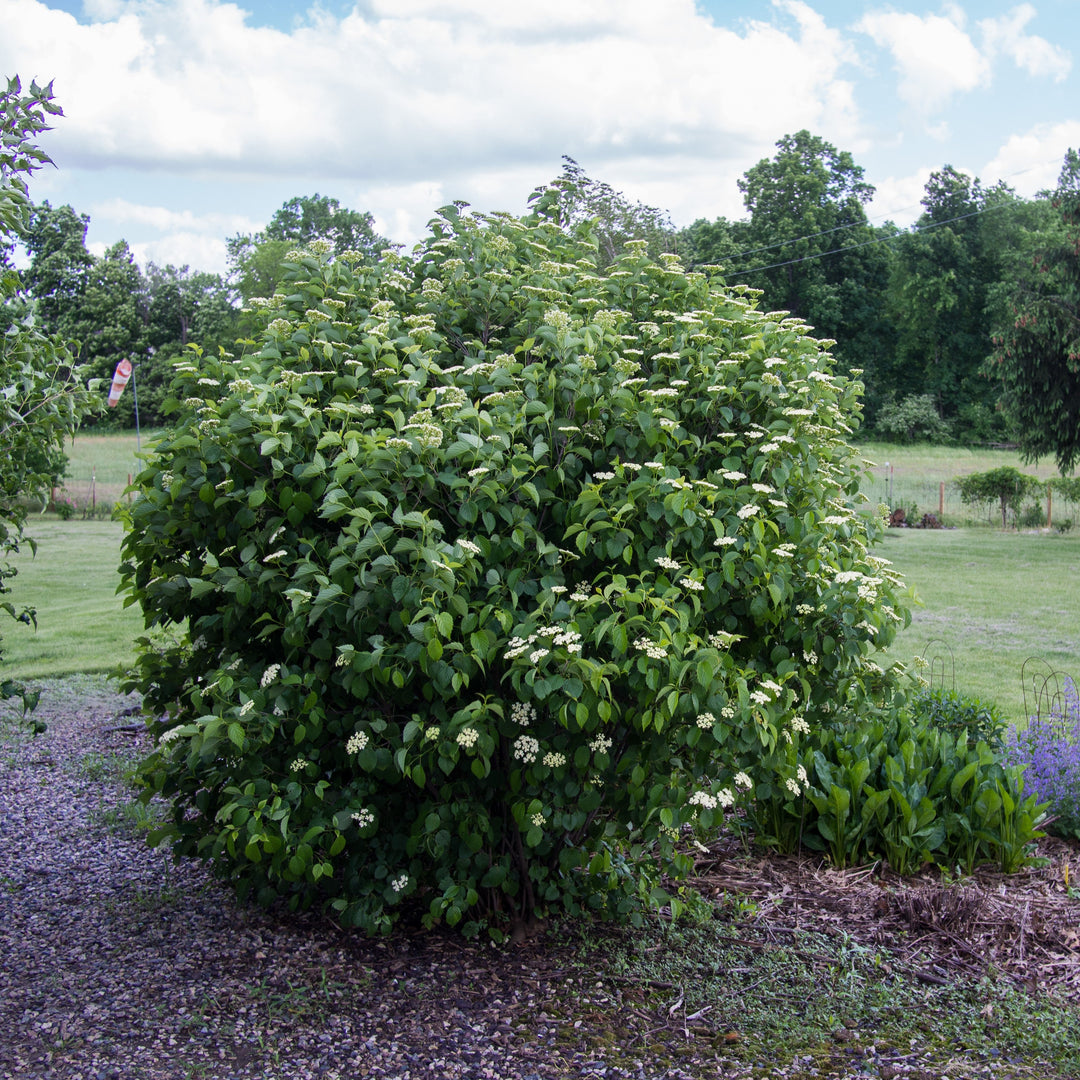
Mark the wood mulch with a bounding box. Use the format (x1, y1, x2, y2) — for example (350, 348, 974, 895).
(686, 832, 1080, 1002)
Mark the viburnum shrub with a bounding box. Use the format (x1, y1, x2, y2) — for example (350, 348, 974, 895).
(120, 196, 909, 937)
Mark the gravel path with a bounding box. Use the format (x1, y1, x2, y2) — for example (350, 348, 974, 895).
(0, 678, 1073, 1080)
(0, 678, 761, 1080)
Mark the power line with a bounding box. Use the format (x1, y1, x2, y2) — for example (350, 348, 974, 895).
(723, 154, 1067, 274)
(727, 199, 1017, 278)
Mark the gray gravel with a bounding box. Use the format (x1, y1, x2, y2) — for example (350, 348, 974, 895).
(0, 677, 1067, 1080)
(0, 677, 758, 1080)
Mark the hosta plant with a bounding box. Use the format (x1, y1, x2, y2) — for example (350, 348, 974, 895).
(120, 194, 910, 937)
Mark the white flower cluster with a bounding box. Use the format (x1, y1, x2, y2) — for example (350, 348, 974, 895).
(734, 771, 752, 791)
(683, 579, 705, 592)
(159, 728, 184, 745)
(346, 731, 369, 754)
(737, 505, 760, 519)
(654, 555, 680, 572)
(391, 874, 409, 893)
(260, 664, 281, 688)
(791, 716, 811, 735)
(530, 812, 545, 827)
(634, 637, 668, 660)
(713, 536, 737, 547)
(513, 735, 540, 764)
(696, 712, 716, 730)
(803, 650, 819, 665)
(543, 752, 566, 768)
(689, 790, 718, 810)
(457, 538, 481, 556)
(511, 701, 537, 727)
(290, 758, 308, 772)
(239, 699, 255, 717)
(589, 734, 613, 754)
(456, 728, 479, 749)
(351, 808, 374, 828)
(708, 631, 739, 649)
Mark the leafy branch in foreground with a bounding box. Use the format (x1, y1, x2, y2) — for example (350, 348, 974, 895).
(0, 75, 99, 724)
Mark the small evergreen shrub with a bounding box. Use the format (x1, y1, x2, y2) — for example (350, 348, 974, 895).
(908, 688, 1007, 750)
(121, 197, 909, 936)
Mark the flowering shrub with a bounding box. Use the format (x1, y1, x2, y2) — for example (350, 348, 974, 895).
(120, 196, 909, 936)
(1005, 678, 1080, 841)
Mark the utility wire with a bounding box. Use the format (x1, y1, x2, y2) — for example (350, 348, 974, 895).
(723, 155, 1066, 272)
(727, 199, 1017, 277)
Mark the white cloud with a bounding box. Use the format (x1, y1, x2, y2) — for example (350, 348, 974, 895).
(982, 121, 1080, 196)
(979, 3, 1070, 82)
(0, 0, 861, 177)
(90, 197, 261, 238)
(856, 6, 989, 114)
(124, 232, 232, 274)
(0, 0, 876, 255)
(866, 167, 937, 227)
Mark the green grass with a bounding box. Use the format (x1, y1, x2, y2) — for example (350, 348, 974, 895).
(857, 441, 1080, 527)
(2, 519, 143, 679)
(877, 526, 1080, 722)
(56, 429, 163, 511)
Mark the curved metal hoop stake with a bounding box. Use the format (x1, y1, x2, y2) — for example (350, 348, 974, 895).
(1020, 658, 1075, 736)
(920, 639, 955, 693)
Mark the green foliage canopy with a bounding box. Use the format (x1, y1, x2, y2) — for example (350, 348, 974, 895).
(990, 151, 1080, 472)
(122, 198, 909, 936)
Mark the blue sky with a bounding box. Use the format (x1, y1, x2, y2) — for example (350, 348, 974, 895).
(3, 0, 1079, 275)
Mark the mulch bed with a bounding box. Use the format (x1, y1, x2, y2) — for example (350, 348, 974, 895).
(687, 833, 1080, 1001)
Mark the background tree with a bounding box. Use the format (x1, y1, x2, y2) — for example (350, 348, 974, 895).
(727, 131, 898, 405)
(885, 168, 1026, 440)
(0, 76, 98, 693)
(955, 467, 1044, 528)
(536, 157, 677, 268)
(227, 193, 388, 302)
(989, 150, 1080, 471)
(22, 200, 94, 334)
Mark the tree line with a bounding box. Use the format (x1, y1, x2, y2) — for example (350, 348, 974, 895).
(8, 132, 1080, 458)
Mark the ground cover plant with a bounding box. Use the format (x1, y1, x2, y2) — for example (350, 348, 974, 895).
(120, 195, 914, 938)
(749, 705, 1045, 874)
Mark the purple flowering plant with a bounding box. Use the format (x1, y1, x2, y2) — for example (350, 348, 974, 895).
(1004, 677, 1080, 841)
